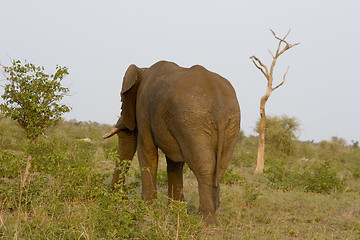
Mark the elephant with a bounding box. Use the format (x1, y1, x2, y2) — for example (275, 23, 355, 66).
(104, 60, 240, 224)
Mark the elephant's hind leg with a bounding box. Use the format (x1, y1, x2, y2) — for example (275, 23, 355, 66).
(186, 150, 218, 225)
(166, 157, 185, 201)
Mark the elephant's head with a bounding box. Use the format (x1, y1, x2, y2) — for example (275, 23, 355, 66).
(103, 64, 144, 158)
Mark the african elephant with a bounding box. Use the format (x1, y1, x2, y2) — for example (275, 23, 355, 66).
(104, 61, 240, 224)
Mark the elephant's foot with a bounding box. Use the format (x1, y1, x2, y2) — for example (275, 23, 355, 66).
(197, 182, 218, 225)
(168, 185, 185, 202)
(142, 186, 157, 201)
(201, 212, 217, 226)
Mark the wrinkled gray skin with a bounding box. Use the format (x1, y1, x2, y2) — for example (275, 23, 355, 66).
(105, 61, 240, 224)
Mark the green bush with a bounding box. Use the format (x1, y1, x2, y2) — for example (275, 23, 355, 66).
(265, 157, 345, 194)
(0, 151, 25, 178)
(222, 165, 244, 185)
(255, 115, 300, 156)
(232, 153, 256, 168)
(264, 157, 303, 191)
(90, 192, 203, 239)
(303, 161, 345, 193)
(92, 192, 146, 239)
(0, 60, 70, 140)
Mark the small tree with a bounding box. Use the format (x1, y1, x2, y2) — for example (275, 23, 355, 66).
(0, 60, 70, 140)
(0, 59, 70, 186)
(250, 30, 299, 174)
(255, 115, 300, 156)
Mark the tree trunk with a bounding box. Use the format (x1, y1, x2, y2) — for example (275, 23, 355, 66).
(250, 30, 298, 174)
(254, 94, 269, 174)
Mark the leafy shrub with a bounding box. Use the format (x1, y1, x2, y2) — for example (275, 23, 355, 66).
(255, 115, 300, 156)
(92, 192, 146, 239)
(0, 60, 70, 140)
(303, 161, 345, 193)
(0, 151, 25, 178)
(222, 165, 244, 184)
(265, 157, 345, 194)
(264, 157, 303, 191)
(90, 192, 203, 239)
(317, 137, 348, 161)
(232, 153, 256, 168)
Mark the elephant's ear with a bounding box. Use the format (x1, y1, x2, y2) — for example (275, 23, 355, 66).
(121, 64, 138, 94)
(120, 64, 139, 131)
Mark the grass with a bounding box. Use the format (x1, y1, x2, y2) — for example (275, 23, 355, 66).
(217, 187, 359, 239)
(1, 115, 360, 239)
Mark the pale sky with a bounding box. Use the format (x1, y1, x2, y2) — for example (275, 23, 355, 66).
(1, 0, 359, 143)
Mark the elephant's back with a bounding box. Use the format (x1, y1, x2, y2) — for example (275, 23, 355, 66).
(156, 65, 239, 131)
(173, 66, 239, 116)
(145, 63, 239, 119)
(145, 62, 240, 162)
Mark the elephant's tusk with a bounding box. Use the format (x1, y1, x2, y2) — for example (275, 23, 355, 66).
(103, 128, 121, 139)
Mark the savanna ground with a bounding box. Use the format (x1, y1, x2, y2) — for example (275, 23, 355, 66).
(0, 115, 359, 239)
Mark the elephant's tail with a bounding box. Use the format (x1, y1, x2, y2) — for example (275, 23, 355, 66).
(215, 123, 225, 188)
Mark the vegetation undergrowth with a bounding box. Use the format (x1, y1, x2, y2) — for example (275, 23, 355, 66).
(1, 115, 359, 239)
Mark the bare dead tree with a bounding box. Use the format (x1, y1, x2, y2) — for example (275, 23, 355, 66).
(250, 29, 299, 174)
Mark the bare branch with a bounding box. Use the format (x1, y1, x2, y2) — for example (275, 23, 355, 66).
(283, 29, 291, 40)
(270, 29, 282, 42)
(290, 42, 300, 48)
(270, 29, 300, 57)
(251, 59, 267, 79)
(250, 56, 269, 79)
(278, 42, 300, 56)
(268, 49, 274, 58)
(272, 66, 290, 91)
(250, 56, 267, 71)
(275, 40, 282, 58)
(270, 29, 291, 43)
